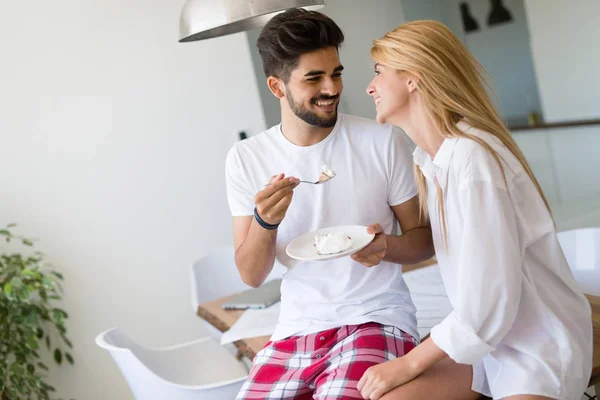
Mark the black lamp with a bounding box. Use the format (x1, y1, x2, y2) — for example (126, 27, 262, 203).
(460, 2, 479, 33)
(488, 0, 513, 26)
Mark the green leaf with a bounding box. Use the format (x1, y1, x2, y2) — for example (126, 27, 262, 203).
(7, 222, 17, 228)
(4, 282, 12, 297)
(36, 327, 44, 339)
(25, 310, 38, 324)
(10, 276, 23, 289)
(27, 363, 35, 374)
(0, 229, 10, 236)
(40, 380, 56, 391)
(22, 239, 34, 246)
(54, 349, 62, 365)
(62, 336, 72, 348)
(53, 308, 69, 319)
(11, 362, 25, 375)
(53, 309, 65, 326)
(41, 276, 54, 288)
(46, 334, 51, 349)
(26, 334, 39, 350)
(37, 362, 48, 371)
(65, 352, 74, 365)
(18, 285, 31, 301)
(22, 269, 35, 277)
(50, 271, 64, 280)
(6, 386, 17, 398)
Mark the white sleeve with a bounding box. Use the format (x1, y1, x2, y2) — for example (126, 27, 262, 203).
(387, 127, 417, 206)
(430, 180, 522, 365)
(225, 145, 255, 217)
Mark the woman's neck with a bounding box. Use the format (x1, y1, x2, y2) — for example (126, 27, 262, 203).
(393, 106, 445, 159)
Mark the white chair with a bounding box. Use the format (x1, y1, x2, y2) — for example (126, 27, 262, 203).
(190, 245, 286, 340)
(190, 246, 250, 343)
(95, 328, 247, 400)
(557, 227, 600, 296)
(557, 227, 600, 398)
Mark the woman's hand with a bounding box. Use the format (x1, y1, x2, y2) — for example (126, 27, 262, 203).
(357, 357, 419, 399)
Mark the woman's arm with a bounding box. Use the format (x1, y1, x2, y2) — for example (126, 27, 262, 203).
(359, 178, 524, 399)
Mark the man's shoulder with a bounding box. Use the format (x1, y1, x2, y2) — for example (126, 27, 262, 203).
(229, 124, 280, 157)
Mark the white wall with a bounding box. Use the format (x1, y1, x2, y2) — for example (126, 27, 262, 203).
(402, 0, 464, 39)
(323, 0, 407, 119)
(247, 0, 408, 127)
(515, 0, 600, 228)
(461, 0, 542, 125)
(403, 0, 543, 126)
(513, 126, 600, 229)
(524, 0, 600, 122)
(0, 0, 266, 399)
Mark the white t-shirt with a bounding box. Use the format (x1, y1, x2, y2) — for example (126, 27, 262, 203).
(417, 121, 592, 399)
(225, 113, 419, 341)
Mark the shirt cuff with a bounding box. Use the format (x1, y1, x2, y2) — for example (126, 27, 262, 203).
(430, 311, 494, 365)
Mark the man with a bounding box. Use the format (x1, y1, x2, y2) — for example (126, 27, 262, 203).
(225, 8, 434, 399)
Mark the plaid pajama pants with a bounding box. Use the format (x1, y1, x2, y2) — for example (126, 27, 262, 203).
(235, 322, 418, 399)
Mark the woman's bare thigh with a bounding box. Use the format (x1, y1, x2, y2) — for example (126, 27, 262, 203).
(380, 358, 483, 400)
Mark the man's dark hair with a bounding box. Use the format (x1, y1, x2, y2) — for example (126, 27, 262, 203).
(256, 8, 344, 82)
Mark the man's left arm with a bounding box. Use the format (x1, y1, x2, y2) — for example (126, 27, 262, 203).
(351, 196, 434, 267)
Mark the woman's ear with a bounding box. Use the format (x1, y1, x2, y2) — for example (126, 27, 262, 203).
(407, 75, 419, 94)
(267, 76, 285, 99)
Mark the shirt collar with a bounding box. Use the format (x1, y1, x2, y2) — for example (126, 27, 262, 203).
(413, 120, 469, 189)
(412, 146, 436, 183)
(432, 137, 458, 170)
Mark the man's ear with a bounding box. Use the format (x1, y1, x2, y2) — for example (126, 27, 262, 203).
(267, 76, 285, 99)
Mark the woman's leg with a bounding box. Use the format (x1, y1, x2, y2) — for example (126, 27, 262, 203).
(380, 358, 482, 400)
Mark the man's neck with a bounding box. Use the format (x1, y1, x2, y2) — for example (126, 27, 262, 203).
(279, 109, 337, 147)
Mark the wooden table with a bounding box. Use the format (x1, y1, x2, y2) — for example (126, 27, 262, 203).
(197, 259, 600, 387)
(197, 258, 436, 359)
(197, 292, 272, 361)
(588, 295, 600, 385)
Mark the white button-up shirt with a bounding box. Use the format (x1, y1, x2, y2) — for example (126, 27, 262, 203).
(414, 121, 592, 399)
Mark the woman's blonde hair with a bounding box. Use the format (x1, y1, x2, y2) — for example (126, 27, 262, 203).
(371, 20, 551, 240)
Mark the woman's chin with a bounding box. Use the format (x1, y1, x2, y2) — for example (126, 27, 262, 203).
(375, 110, 388, 125)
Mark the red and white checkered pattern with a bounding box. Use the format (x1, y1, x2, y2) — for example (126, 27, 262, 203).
(236, 322, 418, 399)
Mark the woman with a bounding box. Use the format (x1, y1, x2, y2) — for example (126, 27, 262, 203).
(358, 20, 592, 400)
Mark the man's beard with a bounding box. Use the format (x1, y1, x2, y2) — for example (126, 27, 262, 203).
(287, 93, 339, 128)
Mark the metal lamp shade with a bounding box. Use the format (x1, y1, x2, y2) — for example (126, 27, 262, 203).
(179, 0, 326, 42)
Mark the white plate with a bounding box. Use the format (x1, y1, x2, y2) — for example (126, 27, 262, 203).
(286, 225, 375, 261)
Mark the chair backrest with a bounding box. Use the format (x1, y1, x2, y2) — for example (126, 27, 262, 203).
(190, 245, 287, 311)
(190, 246, 250, 311)
(95, 328, 247, 399)
(557, 227, 600, 296)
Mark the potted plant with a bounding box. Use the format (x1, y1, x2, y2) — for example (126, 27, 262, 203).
(0, 224, 74, 399)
